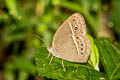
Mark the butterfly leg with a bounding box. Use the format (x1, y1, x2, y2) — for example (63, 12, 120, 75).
(47, 51, 51, 58)
(49, 55, 53, 65)
(62, 59, 66, 72)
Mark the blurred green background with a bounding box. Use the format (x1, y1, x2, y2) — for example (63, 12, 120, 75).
(0, 0, 120, 80)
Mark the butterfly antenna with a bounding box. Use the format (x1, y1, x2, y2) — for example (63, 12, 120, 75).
(33, 33, 48, 47)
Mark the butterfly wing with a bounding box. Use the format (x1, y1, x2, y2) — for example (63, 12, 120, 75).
(68, 13, 87, 35)
(52, 35, 90, 63)
(74, 34, 91, 62)
(52, 13, 86, 48)
(51, 13, 90, 63)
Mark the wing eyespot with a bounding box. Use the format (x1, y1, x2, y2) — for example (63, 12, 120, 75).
(76, 37, 79, 39)
(73, 19, 76, 22)
(81, 48, 83, 50)
(81, 53, 83, 55)
(74, 27, 78, 30)
(81, 44, 83, 46)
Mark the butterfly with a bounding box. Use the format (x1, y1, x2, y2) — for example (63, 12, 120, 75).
(47, 13, 91, 71)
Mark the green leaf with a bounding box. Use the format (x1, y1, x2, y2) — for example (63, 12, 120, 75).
(0, 13, 9, 21)
(35, 47, 106, 80)
(87, 34, 99, 71)
(111, 0, 120, 41)
(4, 56, 36, 80)
(95, 37, 120, 80)
(4, 0, 21, 19)
(18, 71, 29, 80)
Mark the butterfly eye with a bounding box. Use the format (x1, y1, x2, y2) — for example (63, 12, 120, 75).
(74, 27, 78, 30)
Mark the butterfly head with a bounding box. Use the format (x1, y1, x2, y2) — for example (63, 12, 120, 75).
(47, 46, 53, 54)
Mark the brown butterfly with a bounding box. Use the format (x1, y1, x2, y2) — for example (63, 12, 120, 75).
(47, 13, 91, 71)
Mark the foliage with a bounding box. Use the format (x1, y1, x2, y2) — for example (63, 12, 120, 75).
(111, 0, 120, 42)
(4, 56, 36, 80)
(35, 37, 120, 80)
(35, 47, 106, 80)
(87, 34, 99, 71)
(0, 0, 120, 79)
(95, 38, 120, 80)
